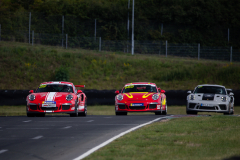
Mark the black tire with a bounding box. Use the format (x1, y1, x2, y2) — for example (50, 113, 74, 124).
(78, 104, 87, 117)
(186, 111, 197, 115)
(27, 113, 35, 117)
(155, 112, 161, 115)
(115, 112, 127, 115)
(70, 103, 78, 117)
(36, 113, 45, 117)
(162, 105, 167, 115)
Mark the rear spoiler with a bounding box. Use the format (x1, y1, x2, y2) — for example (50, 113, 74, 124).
(75, 85, 85, 88)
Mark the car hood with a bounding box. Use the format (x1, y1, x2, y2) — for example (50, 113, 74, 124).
(122, 92, 158, 101)
(31, 92, 73, 101)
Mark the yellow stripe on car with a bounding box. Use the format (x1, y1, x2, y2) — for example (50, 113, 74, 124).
(142, 93, 153, 98)
(124, 93, 133, 98)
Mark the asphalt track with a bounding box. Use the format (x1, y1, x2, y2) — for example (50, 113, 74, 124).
(0, 114, 169, 160)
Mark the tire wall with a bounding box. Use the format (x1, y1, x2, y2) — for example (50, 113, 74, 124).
(0, 90, 240, 106)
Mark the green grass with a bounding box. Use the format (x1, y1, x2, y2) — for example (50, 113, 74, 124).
(1, 41, 240, 90)
(85, 116, 240, 160)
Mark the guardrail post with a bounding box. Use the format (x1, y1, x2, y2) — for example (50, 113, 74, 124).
(198, 43, 200, 60)
(99, 37, 101, 52)
(29, 12, 31, 44)
(230, 46, 232, 62)
(0, 24, 1, 41)
(62, 15, 64, 47)
(32, 30, 34, 46)
(66, 34, 68, 49)
(94, 19, 97, 42)
(165, 40, 168, 57)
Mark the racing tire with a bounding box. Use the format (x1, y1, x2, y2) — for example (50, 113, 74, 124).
(162, 105, 167, 115)
(36, 113, 45, 117)
(116, 112, 127, 116)
(78, 104, 87, 117)
(155, 112, 161, 115)
(70, 103, 78, 117)
(186, 111, 197, 115)
(27, 113, 35, 117)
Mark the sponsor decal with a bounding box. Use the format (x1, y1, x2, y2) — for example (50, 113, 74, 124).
(78, 106, 84, 109)
(157, 105, 160, 109)
(125, 85, 134, 89)
(131, 103, 144, 106)
(39, 84, 47, 88)
(71, 107, 75, 110)
(42, 101, 56, 107)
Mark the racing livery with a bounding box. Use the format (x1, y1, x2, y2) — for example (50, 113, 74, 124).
(26, 81, 87, 117)
(186, 84, 234, 115)
(115, 82, 167, 115)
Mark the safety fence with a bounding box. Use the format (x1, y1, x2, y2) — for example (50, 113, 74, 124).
(1, 29, 240, 62)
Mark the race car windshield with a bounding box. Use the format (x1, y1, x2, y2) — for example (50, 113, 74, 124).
(194, 86, 226, 95)
(122, 85, 157, 93)
(36, 84, 74, 93)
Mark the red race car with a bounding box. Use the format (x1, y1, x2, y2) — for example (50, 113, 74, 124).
(26, 81, 87, 117)
(115, 82, 167, 115)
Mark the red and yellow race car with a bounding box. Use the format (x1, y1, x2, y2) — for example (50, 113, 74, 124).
(115, 82, 167, 115)
(26, 81, 87, 117)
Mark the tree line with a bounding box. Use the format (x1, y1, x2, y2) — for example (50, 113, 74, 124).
(0, 0, 240, 47)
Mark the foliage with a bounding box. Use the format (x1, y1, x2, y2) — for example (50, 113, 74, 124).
(55, 66, 69, 81)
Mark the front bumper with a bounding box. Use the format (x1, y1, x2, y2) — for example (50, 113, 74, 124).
(115, 102, 166, 112)
(27, 102, 85, 113)
(187, 101, 229, 113)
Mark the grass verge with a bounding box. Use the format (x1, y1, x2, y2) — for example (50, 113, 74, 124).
(85, 115, 240, 160)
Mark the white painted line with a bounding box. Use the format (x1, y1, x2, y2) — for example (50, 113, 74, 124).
(23, 120, 32, 122)
(73, 117, 164, 160)
(87, 120, 94, 122)
(0, 150, 8, 154)
(63, 126, 72, 129)
(32, 136, 43, 140)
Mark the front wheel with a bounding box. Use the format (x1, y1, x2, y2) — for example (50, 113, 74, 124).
(78, 104, 87, 117)
(70, 103, 78, 117)
(186, 111, 197, 115)
(27, 113, 35, 117)
(116, 112, 127, 115)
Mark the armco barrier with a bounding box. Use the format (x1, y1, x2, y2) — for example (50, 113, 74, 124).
(0, 90, 240, 106)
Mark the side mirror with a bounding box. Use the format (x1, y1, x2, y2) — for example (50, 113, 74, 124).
(29, 90, 34, 93)
(229, 92, 234, 96)
(115, 90, 120, 94)
(160, 90, 165, 93)
(187, 91, 192, 94)
(77, 90, 83, 94)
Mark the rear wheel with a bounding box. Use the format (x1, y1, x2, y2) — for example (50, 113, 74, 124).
(36, 113, 45, 117)
(78, 104, 87, 117)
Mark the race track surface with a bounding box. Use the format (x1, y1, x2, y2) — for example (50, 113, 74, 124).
(0, 114, 169, 160)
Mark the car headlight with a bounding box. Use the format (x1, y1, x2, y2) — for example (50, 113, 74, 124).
(117, 94, 123, 101)
(152, 94, 159, 100)
(189, 95, 195, 100)
(29, 94, 35, 101)
(221, 96, 227, 102)
(66, 94, 73, 101)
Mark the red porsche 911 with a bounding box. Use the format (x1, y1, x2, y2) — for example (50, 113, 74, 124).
(26, 81, 87, 117)
(115, 82, 167, 115)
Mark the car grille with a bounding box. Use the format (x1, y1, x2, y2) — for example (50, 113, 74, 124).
(62, 105, 70, 110)
(149, 104, 156, 109)
(30, 105, 38, 110)
(41, 107, 58, 110)
(189, 103, 196, 109)
(219, 105, 226, 110)
(118, 105, 126, 109)
(199, 106, 215, 110)
(129, 106, 145, 110)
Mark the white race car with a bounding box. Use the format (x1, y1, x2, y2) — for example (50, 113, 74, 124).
(186, 84, 234, 115)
